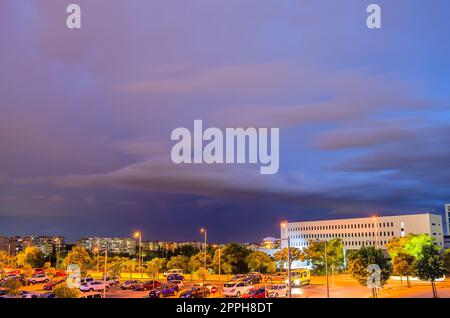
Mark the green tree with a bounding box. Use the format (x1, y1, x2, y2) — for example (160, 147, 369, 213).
(53, 284, 80, 298)
(189, 252, 212, 274)
(246, 251, 276, 273)
(386, 236, 410, 259)
(442, 249, 450, 276)
(300, 239, 344, 274)
(108, 258, 125, 278)
(122, 259, 137, 279)
(16, 246, 45, 268)
(392, 252, 415, 287)
(3, 278, 22, 296)
(62, 246, 92, 275)
(0, 251, 14, 268)
(146, 257, 166, 279)
(414, 244, 445, 298)
(348, 246, 391, 298)
(404, 234, 436, 259)
(195, 267, 209, 283)
(273, 247, 302, 272)
(212, 244, 251, 274)
(167, 255, 190, 273)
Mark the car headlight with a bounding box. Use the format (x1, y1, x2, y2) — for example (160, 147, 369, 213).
(294, 279, 300, 285)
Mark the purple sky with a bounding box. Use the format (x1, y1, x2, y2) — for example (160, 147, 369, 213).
(1, 0, 449, 243)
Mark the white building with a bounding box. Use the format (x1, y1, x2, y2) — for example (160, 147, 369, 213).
(281, 213, 444, 268)
(445, 204, 450, 235)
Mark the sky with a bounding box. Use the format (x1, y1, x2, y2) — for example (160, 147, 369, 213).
(0, 0, 449, 243)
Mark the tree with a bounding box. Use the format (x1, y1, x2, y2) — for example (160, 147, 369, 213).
(392, 253, 415, 287)
(53, 284, 80, 298)
(386, 236, 410, 259)
(62, 246, 92, 275)
(108, 258, 125, 278)
(146, 258, 166, 279)
(246, 251, 276, 273)
(195, 267, 209, 283)
(0, 251, 14, 268)
(122, 259, 137, 279)
(3, 278, 22, 296)
(167, 255, 190, 273)
(300, 239, 344, 274)
(16, 246, 45, 268)
(273, 247, 302, 271)
(189, 252, 212, 275)
(348, 246, 391, 298)
(404, 234, 436, 260)
(442, 249, 450, 276)
(211, 244, 252, 274)
(414, 244, 445, 298)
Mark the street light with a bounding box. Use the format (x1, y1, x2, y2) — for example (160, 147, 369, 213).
(93, 247, 99, 272)
(102, 249, 108, 298)
(213, 244, 222, 296)
(134, 231, 142, 277)
(280, 221, 292, 298)
(200, 228, 207, 269)
(54, 238, 61, 270)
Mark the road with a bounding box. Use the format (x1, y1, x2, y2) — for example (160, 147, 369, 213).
(19, 275, 450, 298)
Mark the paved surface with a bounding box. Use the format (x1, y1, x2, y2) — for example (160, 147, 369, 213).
(18, 275, 450, 298)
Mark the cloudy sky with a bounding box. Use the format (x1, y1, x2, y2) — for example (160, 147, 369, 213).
(1, 0, 449, 243)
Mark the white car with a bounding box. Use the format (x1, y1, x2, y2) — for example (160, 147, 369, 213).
(163, 269, 183, 277)
(79, 280, 109, 292)
(267, 284, 289, 298)
(222, 281, 252, 298)
(28, 274, 49, 284)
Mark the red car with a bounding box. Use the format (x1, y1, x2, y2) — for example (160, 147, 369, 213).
(133, 280, 161, 291)
(242, 287, 266, 299)
(54, 270, 67, 277)
(44, 279, 66, 291)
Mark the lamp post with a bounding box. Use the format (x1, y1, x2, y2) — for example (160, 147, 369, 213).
(134, 231, 142, 277)
(280, 222, 292, 298)
(93, 247, 99, 272)
(54, 238, 61, 270)
(213, 244, 222, 296)
(102, 249, 108, 298)
(200, 228, 207, 269)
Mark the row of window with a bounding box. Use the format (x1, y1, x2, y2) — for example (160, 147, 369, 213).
(289, 221, 395, 232)
(291, 240, 390, 248)
(289, 231, 395, 240)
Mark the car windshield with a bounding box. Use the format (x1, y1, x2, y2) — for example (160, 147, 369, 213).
(224, 283, 236, 288)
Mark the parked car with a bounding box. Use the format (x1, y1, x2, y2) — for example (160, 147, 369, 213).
(44, 278, 66, 290)
(80, 277, 95, 285)
(0, 274, 23, 286)
(54, 270, 68, 277)
(180, 286, 210, 298)
(229, 274, 247, 282)
(79, 291, 103, 298)
(39, 292, 56, 298)
(222, 281, 252, 298)
(167, 273, 184, 282)
(244, 272, 262, 284)
(133, 280, 161, 291)
(288, 269, 311, 287)
(120, 280, 141, 290)
(163, 269, 183, 277)
(28, 274, 50, 284)
(266, 284, 289, 298)
(103, 276, 120, 287)
(21, 291, 40, 298)
(79, 280, 109, 292)
(193, 282, 218, 294)
(242, 287, 266, 299)
(148, 283, 179, 298)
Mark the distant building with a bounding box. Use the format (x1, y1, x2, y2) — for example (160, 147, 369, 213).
(0, 236, 10, 252)
(142, 241, 203, 252)
(281, 213, 444, 269)
(445, 204, 450, 235)
(5, 236, 65, 256)
(256, 237, 281, 257)
(75, 237, 136, 255)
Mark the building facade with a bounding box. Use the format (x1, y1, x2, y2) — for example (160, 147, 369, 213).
(2, 236, 65, 256)
(281, 213, 444, 268)
(445, 204, 450, 235)
(75, 237, 136, 255)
